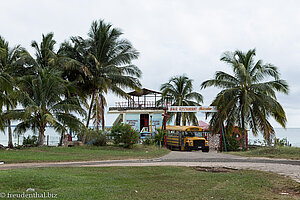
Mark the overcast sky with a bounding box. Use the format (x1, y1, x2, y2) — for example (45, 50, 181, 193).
(1, 0, 300, 128)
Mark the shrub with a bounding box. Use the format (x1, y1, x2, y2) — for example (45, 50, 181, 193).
(154, 129, 167, 147)
(142, 138, 154, 146)
(110, 123, 139, 148)
(275, 137, 290, 147)
(81, 129, 107, 146)
(23, 135, 38, 147)
(223, 132, 241, 151)
(92, 133, 107, 146)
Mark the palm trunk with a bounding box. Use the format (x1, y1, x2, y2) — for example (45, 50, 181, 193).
(38, 126, 45, 146)
(101, 95, 105, 131)
(83, 92, 95, 143)
(6, 95, 13, 148)
(58, 129, 66, 146)
(86, 92, 95, 128)
(175, 113, 181, 125)
(7, 119, 13, 148)
(59, 132, 63, 146)
(241, 113, 246, 150)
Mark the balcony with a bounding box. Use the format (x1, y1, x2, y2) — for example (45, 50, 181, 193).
(109, 101, 170, 111)
(108, 88, 172, 112)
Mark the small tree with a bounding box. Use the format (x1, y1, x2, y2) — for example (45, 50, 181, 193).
(110, 123, 139, 148)
(154, 129, 167, 147)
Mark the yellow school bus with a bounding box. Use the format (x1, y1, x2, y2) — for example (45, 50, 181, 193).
(165, 126, 209, 152)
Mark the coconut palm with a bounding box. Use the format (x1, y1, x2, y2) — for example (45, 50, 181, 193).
(61, 19, 142, 135)
(7, 33, 87, 146)
(160, 75, 203, 125)
(201, 49, 289, 149)
(31, 32, 57, 69)
(10, 68, 86, 146)
(0, 36, 23, 148)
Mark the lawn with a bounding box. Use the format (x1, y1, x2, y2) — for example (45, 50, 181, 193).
(0, 166, 299, 199)
(228, 146, 300, 160)
(0, 145, 169, 164)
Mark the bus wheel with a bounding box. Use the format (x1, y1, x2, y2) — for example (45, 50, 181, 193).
(202, 148, 209, 153)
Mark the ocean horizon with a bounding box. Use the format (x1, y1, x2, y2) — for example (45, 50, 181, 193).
(0, 126, 299, 147)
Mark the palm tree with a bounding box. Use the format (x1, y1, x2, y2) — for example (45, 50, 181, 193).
(10, 68, 86, 146)
(0, 36, 23, 148)
(61, 19, 142, 135)
(201, 49, 289, 149)
(31, 32, 57, 69)
(160, 75, 203, 125)
(7, 33, 87, 146)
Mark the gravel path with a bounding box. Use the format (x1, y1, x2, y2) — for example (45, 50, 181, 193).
(1, 151, 300, 183)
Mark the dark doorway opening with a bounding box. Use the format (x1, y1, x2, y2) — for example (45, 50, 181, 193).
(140, 114, 149, 131)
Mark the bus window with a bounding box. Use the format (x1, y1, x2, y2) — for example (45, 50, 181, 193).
(184, 131, 195, 137)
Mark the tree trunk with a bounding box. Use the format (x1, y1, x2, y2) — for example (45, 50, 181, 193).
(86, 92, 95, 128)
(175, 112, 181, 125)
(38, 126, 45, 146)
(83, 91, 95, 143)
(6, 98, 13, 148)
(7, 119, 13, 148)
(241, 113, 246, 150)
(58, 130, 65, 146)
(101, 95, 105, 131)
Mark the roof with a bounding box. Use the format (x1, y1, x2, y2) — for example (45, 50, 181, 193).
(198, 120, 210, 130)
(127, 88, 162, 96)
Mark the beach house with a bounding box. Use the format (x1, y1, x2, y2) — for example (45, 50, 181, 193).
(108, 88, 170, 138)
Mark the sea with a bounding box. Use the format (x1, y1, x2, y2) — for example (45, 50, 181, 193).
(0, 127, 299, 147)
(248, 128, 300, 147)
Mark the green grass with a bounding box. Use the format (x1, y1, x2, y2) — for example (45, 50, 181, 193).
(0, 145, 169, 164)
(228, 146, 300, 160)
(0, 167, 299, 199)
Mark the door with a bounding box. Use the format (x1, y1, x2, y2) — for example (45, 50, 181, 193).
(140, 114, 149, 131)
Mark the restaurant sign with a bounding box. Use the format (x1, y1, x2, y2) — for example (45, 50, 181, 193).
(168, 106, 217, 113)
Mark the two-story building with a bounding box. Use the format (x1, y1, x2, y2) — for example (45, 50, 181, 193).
(108, 88, 170, 137)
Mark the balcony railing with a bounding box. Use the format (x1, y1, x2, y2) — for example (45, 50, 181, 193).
(115, 101, 170, 108)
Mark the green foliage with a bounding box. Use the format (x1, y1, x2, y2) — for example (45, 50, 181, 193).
(142, 138, 154, 146)
(154, 129, 167, 147)
(202, 49, 289, 149)
(160, 75, 203, 125)
(82, 129, 107, 146)
(0, 35, 24, 148)
(59, 19, 142, 131)
(22, 135, 38, 147)
(229, 146, 300, 160)
(0, 21, 143, 148)
(10, 68, 86, 146)
(110, 123, 139, 148)
(275, 137, 290, 147)
(92, 134, 107, 146)
(223, 132, 241, 151)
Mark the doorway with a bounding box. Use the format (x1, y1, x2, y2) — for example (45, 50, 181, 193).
(140, 114, 149, 131)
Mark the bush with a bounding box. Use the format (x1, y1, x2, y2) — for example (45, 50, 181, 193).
(81, 129, 107, 146)
(142, 138, 154, 146)
(92, 133, 107, 146)
(23, 135, 38, 147)
(154, 129, 167, 147)
(110, 123, 139, 148)
(275, 137, 290, 147)
(223, 132, 241, 151)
